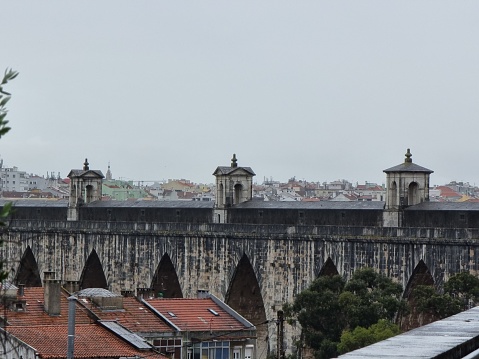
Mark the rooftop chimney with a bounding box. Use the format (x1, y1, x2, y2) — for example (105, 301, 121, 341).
(44, 272, 61, 316)
(18, 284, 25, 297)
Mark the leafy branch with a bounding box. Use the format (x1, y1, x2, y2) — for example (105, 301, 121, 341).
(0, 68, 19, 139)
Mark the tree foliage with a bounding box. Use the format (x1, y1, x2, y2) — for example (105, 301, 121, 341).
(445, 271, 479, 308)
(340, 267, 405, 329)
(284, 268, 405, 358)
(413, 272, 479, 321)
(0, 68, 19, 139)
(283, 274, 346, 355)
(338, 319, 401, 354)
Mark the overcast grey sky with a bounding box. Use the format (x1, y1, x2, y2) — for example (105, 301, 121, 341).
(2, 1, 478, 186)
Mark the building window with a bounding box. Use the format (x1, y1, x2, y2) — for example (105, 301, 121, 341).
(244, 346, 253, 359)
(233, 347, 241, 359)
(193, 341, 230, 359)
(153, 338, 182, 359)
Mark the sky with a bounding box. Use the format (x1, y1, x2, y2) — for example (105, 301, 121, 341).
(2, 1, 479, 186)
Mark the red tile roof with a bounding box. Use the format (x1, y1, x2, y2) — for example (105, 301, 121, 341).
(0, 287, 93, 326)
(301, 198, 321, 202)
(81, 296, 174, 333)
(145, 298, 247, 332)
(6, 324, 164, 359)
(436, 186, 461, 198)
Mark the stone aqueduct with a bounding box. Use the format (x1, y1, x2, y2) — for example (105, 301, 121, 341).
(3, 220, 479, 355)
(2, 152, 479, 355)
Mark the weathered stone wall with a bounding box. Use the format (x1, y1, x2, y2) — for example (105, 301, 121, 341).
(227, 208, 384, 226)
(3, 220, 479, 356)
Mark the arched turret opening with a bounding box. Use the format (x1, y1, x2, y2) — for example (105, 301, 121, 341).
(85, 184, 94, 203)
(408, 182, 419, 206)
(226, 254, 268, 358)
(218, 183, 224, 207)
(390, 181, 398, 208)
(79, 249, 108, 289)
(14, 246, 42, 287)
(151, 253, 183, 298)
(234, 183, 243, 205)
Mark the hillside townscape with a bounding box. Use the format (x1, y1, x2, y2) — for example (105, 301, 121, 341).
(2, 160, 478, 204)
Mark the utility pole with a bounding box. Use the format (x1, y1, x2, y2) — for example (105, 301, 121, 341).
(276, 310, 285, 359)
(67, 296, 76, 359)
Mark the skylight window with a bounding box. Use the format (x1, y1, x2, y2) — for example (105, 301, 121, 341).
(208, 308, 219, 316)
(168, 311, 176, 317)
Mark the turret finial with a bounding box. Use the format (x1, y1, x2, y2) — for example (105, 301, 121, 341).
(231, 154, 238, 168)
(83, 158, 89, 171)
(405, 149, 412, 163)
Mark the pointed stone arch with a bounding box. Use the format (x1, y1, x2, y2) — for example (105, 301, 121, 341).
(399, 259, 435, 331)
(14, 246, 41, 287)
(403, 259, 435, 298)
(225, 253, 268, 357)
(318, 257, 339, 277)
(79, 249, 108, 289)
(151, 253, 183, 298)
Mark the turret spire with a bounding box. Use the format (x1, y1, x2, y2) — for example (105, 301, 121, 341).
(231, 154, 238, 168)
(405, 149, 412, 163)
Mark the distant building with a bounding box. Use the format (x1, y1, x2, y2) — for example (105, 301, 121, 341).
(0, 165, 30, 192)
(102, 179, 151, 200)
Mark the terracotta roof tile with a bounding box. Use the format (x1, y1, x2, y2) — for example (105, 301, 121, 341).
(436, 186, 461, 198)
(146, 298, 247, 332)
(6, 324, 164, 358)
(82, 296, 174, 333)
(0, 287, 92, 326)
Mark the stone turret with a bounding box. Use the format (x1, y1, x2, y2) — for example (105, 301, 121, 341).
(383, 149, 433, 227)
(67, 158, 104, 221)
(213, 154, 255, 223)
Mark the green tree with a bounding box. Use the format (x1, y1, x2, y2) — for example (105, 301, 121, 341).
(284, 268, 405, 358)
(0, 68, 18, 282)
(340, 268, 405, 329)
(283, 274, 346, 358)
(413, 272, 479, 321)
(0, 68, 19, 139)
(444, 272, 479, 309)
(338, 319, 401, 354)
